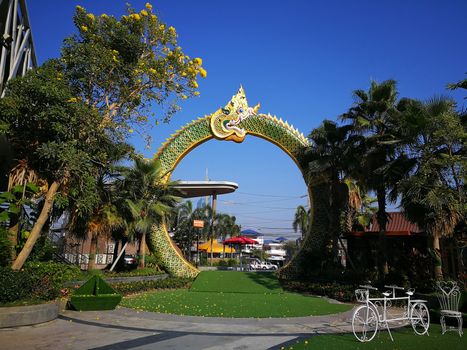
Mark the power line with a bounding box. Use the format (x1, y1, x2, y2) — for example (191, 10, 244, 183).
(221, 197, 307, 205)
(236, 191, 307, 199)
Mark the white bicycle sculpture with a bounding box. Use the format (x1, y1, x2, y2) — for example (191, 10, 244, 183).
(352, 284, 430, 342)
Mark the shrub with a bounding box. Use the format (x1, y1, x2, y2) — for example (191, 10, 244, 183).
(104, 267, 164, 278)
(217, 259, 227, 267)
(281, 280, 356, 302)
(24, 261, 83, 300)
(0, 227, 13, 267)
(144, 254, 163, 270)
(111, 277, 193, 295)
(0, 267, 34, 303)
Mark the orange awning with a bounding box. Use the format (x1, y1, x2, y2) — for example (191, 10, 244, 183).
(198, 239, 236, 253)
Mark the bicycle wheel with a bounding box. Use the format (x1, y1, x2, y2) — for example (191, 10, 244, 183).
(410, 302, 430, 335)
(352, 305, 379, 342)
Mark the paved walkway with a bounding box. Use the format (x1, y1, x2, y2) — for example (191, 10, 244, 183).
(0, 306, 356, 350)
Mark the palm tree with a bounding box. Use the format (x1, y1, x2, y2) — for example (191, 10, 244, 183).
(341, 79, 405, 276)
(343, 178, 377, 232)
(214, 213, 241, 241)
(122, 158, 180, 268)
(86, 203, 126, 270)
(292, 205, 310, 238)
(397, 97, 465, 279)
(171, 201, 196, 259)
(300, 120, 357, 265)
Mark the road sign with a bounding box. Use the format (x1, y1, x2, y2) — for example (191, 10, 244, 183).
(193, 220, 204, 228)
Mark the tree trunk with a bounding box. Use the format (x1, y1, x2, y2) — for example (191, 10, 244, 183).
(7, 223, 18, 259)
(87, 234, 98, 271)
(11, 181, 60, 270)
(138, 232, 146, 269)
(432, 235, 443, 280)
(376, 186, 389, 276)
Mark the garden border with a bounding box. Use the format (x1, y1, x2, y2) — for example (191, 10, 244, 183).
(0, 302, 59, 328)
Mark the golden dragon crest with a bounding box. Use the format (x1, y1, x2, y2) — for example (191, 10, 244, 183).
(210, 86, 260, 143)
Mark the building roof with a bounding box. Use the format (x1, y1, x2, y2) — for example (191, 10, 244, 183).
(368, 212, 421, 233)
(173, 181, 238, 198)
(347, 212, 423, 237)
(241, 229, 264, 237)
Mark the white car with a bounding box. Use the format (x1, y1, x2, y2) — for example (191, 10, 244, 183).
(249, 261, 277, 270)
(262, 262, 278, 270)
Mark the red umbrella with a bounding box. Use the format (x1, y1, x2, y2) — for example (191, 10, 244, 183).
(223, 236, 258, 245)
(223, 236, 258, 270)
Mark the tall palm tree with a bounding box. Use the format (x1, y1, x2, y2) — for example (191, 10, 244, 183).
(214, 213, 240, 241)
(343, 178, 377, 232)
(341, 79, 404, 276)
(171, 201, 195, 259)
(397, 97, 465, 279)
(122, 158, 180, 268)
(300, 120, 357, 264)
(292, 205, 310, 238)
(86, 203, 126, 270)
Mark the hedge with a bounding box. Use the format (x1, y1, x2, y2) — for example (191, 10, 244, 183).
(0, 262, 83, 304)
(111, 277, 193, 295)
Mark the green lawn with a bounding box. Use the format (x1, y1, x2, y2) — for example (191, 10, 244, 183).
(190, 271, 283, 294)
(286, 324, 466, 350)
(121, 271, 352, 317)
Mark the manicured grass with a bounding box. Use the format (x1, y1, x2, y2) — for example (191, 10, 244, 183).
(286, 324, 466, 350)
(121, 289, 351, 317)
(121, 271, 352, 317)
(190, 271, 283, 294)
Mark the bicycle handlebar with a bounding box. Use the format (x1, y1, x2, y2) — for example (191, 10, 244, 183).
(384, 285, 404, 290)
(359, 285, 378, 290)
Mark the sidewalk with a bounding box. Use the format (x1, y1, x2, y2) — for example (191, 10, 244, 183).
(0, 306, 356, 350)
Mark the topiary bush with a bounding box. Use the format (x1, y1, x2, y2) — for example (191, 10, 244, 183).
(70, 275, 121, 311)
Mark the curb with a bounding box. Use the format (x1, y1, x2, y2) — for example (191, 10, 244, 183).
(0, 302, 59, 328)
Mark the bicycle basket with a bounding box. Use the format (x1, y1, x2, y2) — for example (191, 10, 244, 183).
(355, 289, 369, 303)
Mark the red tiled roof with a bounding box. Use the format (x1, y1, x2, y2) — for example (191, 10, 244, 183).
(345, 212, 423, 238)
(367, 212, 421, 233)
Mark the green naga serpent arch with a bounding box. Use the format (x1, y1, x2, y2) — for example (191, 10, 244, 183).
(151, 87, 327, 278)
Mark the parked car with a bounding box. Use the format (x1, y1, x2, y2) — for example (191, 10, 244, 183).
(249, 261, 262, 270)
(249, 260, 278, 270)
(123, 255, 137, 267)
(262, 262, 278, 270)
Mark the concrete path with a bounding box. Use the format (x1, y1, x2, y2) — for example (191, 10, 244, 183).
(0, 306, 356, 350)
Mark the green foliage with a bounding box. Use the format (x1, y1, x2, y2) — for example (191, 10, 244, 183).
(111, 277, 192, 295)
(0, 227, 13, 266)
(104, 267, 163, 277)
(250, 248, 269, 261)
(0, 60, 121, 219)
(0, 267, 33, 303)
(63, 3, 206, 143)
(24, 261, 83, 296)
(26, 235, 57, 262)
(281, 280, 356, 302)
(214, 259, 237, 267)
(141, 254, 163, 269)
(0, 262, 82, 304)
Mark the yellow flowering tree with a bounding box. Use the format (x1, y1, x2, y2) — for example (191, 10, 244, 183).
(62, 3, 206, 144)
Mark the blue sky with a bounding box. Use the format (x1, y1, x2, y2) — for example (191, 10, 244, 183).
(27, 0, 467, 239)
